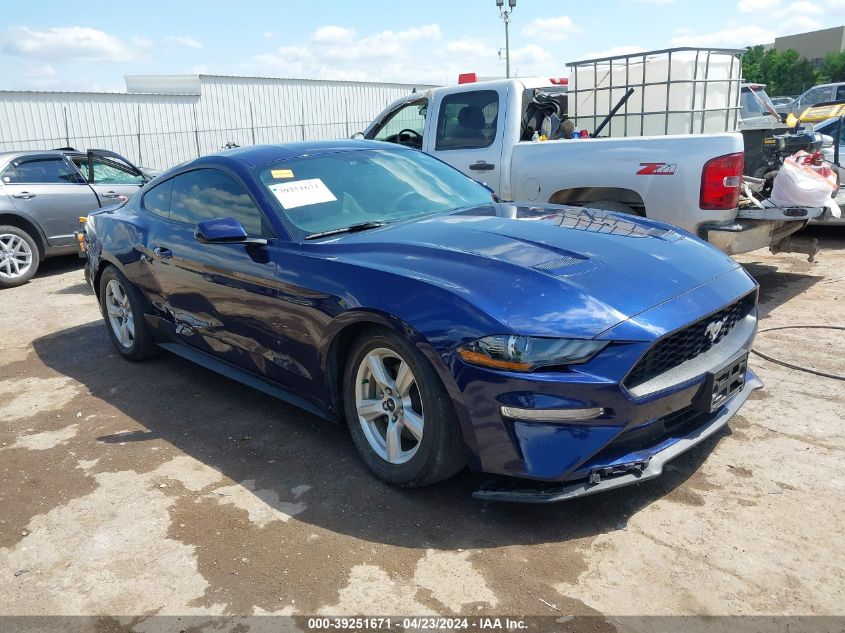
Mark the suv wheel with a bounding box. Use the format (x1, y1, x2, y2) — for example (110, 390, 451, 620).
(0, 226, 39, 288)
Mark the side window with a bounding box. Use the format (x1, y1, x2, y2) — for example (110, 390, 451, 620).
(170, 169, 267, 236)
(804, 86, 833, 107)
(1, 157, 85, 184)
(142, 179, 173, 218)
(373, 100, 427, 148)
(75, 158, 144, 185)
(435, 90, 499, 151)
(836, 85, 845, 101)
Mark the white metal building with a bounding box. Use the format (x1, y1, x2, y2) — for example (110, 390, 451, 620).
(0, 75, 434, 170)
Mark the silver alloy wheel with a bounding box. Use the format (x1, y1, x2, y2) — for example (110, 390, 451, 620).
(354, 347, 424, 464)
(105, 279, 135, 349)
(0, 233, 33, 280)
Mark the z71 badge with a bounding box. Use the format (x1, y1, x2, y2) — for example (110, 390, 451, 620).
(637, 162, 677, 175)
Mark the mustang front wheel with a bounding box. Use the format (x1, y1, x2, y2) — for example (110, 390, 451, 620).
(344, 327, 465, 487)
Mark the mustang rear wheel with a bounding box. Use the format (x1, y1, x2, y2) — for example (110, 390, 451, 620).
(344, 327, 465, 487)
(0, 226, 39, 289)
(99, 266, 159, 361)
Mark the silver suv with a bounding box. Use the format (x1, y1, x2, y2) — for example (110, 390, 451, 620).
(0, 149, 153, 288)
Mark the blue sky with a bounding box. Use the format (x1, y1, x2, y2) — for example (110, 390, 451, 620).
(1, 0, 842, 91)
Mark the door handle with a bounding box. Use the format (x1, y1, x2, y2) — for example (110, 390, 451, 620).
(152, 246, 173, 259)
(101, 191, 121, 199)
(469, 161, 495, 171)
(12, 192, 36, 199)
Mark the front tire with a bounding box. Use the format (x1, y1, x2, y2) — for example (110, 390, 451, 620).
(99, 266, 159, 361)
(0, 226, 39, 289)
(343, 327, 465, 487)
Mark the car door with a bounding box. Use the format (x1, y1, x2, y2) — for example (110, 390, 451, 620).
(426, 87, 506, 193)
(1, 154, 100, 247)
(70, 150, 147, 204)
(141, 167, 286, 376)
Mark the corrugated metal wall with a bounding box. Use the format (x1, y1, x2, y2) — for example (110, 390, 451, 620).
(0, 75, 432, 170)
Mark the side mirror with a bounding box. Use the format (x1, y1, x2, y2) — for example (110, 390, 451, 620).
(351, 132, 365, 140)
(822, 134, 834, 149)
(195, 217, 267, 245)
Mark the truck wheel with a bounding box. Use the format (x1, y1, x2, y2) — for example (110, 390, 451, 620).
(98, 266, 159, 361)
(0, 225, 40, 289)
(343, 327, 466, 487)
(583, 200, 641, 216)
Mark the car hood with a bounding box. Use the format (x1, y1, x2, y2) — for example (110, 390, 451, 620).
(305, 204, 743, 339)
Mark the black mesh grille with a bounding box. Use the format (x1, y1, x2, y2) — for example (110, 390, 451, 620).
(625, 293, 754, 388)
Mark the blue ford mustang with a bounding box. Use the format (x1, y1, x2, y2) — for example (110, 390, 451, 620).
(82, 140, 761, 502)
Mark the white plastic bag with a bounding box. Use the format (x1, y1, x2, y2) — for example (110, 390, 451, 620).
(770, 151, 838, 209)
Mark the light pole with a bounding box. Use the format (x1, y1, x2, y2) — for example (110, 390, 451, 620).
(497, 0, 516, 78)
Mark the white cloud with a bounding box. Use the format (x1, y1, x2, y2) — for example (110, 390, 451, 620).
(1, 26, 143, 62)
(263, 31, 275, 40)
(582, 45, 646, 59)
(521, 16, 580, 41)
(24, 63, 57, 89)
(132, 36, 153, 49)
(441, 38, 498, 60)
(312, 25, 356, 43)
(669, 24, 775, 47)
(253, 24, 449, 83)
(511, 44, 553, 66)
(738, 0, 780, 12)
(167, 35, 202, 49)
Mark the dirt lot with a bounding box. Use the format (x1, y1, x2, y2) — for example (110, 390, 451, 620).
(0, 228, 843, 630)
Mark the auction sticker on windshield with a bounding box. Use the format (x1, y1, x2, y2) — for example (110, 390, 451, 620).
(268, 178, 337, 209)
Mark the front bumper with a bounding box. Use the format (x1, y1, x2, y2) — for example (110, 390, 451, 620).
(473, 370, 762, 503)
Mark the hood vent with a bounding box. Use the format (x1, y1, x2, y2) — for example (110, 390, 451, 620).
(532, 256, 584, 271)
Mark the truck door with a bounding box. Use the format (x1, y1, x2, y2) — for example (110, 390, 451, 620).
(426, 86, 506, 194)
(1, 154, 100, 247)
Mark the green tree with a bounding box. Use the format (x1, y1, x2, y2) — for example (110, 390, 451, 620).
(742, 46, 820, 96)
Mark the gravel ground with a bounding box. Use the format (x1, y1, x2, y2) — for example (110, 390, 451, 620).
(0, 228, 843, 631)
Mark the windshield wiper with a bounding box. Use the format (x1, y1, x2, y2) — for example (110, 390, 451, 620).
(304, 221, 387, 240)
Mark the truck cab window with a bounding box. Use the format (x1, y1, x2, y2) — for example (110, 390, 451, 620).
(435, 90, 499, 151)
(372, 100, 427, 149)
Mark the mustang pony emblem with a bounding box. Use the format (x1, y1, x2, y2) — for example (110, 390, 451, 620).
(705, 319, 726, 343)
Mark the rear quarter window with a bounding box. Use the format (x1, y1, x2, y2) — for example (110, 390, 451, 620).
(142, 179, 173, 218)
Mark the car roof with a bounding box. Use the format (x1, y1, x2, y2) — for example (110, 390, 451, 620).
(210, 140, 408, 168)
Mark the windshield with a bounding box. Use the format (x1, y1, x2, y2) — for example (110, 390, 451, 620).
(255, 148, 492, 236)
(741, 86, 779, 120)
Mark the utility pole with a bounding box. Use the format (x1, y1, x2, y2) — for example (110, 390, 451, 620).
(497, 0, 517, 78)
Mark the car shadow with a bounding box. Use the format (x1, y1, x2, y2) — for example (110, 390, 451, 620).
(35, 254, 85, 279)
(740, 262, 821, 319)
(33, 321, 728, 549)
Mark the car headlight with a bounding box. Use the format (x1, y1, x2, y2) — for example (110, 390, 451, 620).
(456, 335, 608, 372)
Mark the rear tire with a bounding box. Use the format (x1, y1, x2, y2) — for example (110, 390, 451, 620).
(99, 266, 159, 361)
(0, 226, 40, 289)
(343, 327, 465, 487)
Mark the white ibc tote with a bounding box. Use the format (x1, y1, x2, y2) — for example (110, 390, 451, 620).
(567, 48, 744, 137)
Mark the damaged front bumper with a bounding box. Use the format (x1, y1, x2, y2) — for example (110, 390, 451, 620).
(473, 370, 763, 503)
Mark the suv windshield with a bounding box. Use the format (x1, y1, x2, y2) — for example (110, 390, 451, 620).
(255, 148, 492, 236)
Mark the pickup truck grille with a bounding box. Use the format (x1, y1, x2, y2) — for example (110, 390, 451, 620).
(625, 293, 754, 389)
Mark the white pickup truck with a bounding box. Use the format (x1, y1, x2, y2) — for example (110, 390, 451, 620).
(361, 77, 822, 257)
